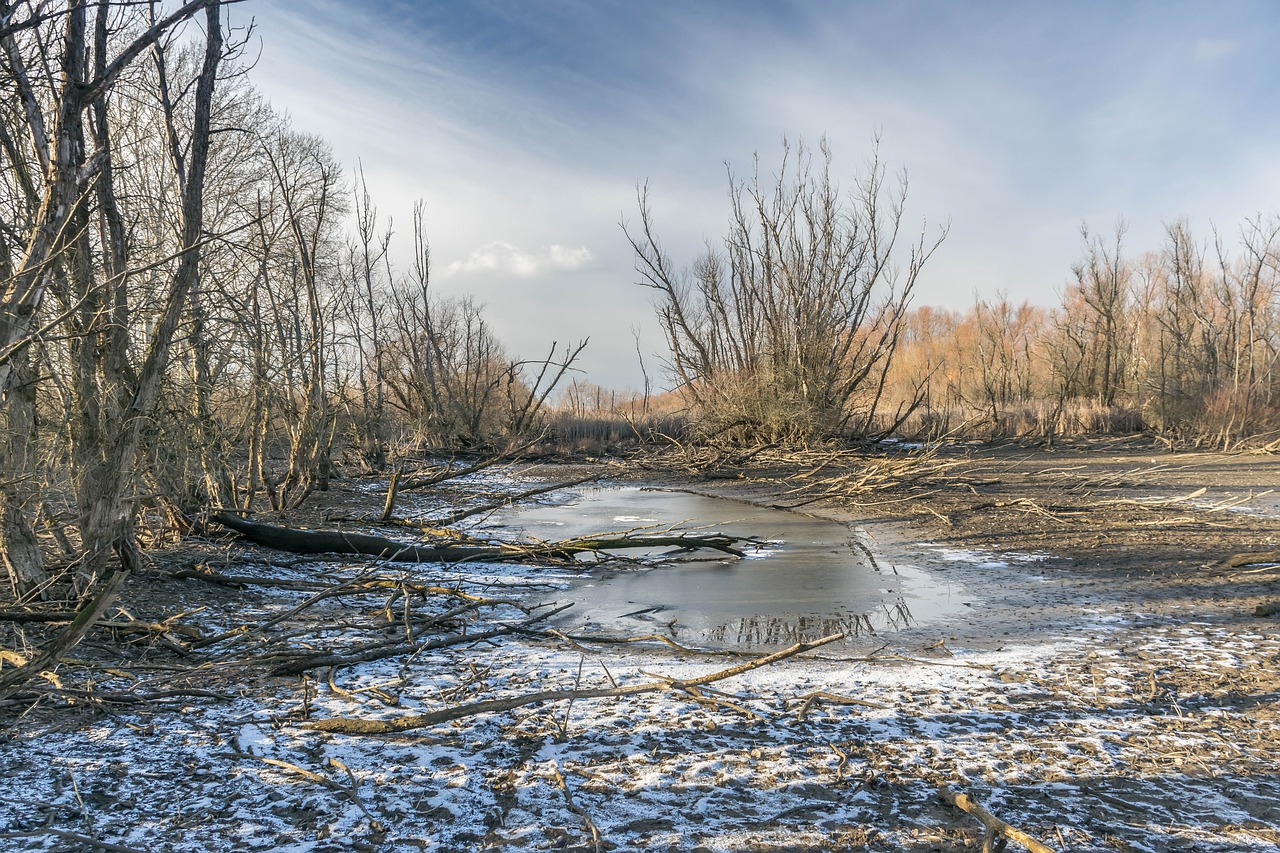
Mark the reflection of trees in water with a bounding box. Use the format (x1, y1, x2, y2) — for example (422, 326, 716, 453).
(705, 598, 914, 648)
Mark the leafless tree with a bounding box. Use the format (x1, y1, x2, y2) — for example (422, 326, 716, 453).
(383, 202, 584, 450)
(625, 137, 945, 442)
(0, 1, 227, 591)
(1066, 220, 1133, 408)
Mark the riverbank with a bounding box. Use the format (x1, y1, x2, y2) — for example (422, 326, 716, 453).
(3, 443, 1280, 851)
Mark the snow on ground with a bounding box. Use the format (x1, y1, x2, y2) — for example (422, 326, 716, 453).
(4, 483, 1280, 851)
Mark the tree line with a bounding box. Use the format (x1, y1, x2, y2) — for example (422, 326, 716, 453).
(627, 151, 1280, 449)
(882, 218, 1280, 446)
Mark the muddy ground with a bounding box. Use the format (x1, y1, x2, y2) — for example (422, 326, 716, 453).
(3, 440, 1280, 852)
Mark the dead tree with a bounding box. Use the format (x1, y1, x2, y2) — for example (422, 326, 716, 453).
(625, 136, 945, 442)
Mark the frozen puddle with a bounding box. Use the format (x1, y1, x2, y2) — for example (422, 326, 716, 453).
(481, 486, 970, 649)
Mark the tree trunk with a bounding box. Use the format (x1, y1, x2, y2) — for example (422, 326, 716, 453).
(0, 343, 45, 598)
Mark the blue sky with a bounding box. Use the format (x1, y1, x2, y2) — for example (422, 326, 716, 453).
(248, 0, 1280, 390)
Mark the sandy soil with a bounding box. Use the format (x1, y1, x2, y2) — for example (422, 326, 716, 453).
(3, 442, 1280, 852)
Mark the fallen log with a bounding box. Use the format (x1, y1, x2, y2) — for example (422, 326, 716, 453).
(303, 631, 845, 734)
(0, 569, 130, 700)
(211, 513, 755, 563)
(212, 513, 513, 562)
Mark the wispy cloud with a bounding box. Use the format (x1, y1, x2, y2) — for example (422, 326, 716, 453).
(251, 0, 1280, 389)
(444, 242, 593, 278)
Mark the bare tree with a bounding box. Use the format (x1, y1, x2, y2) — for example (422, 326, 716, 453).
(1066, 220, 1133, 407)
(339, 165, 393, 469)
(0, 0, 222, 410)
(625, 137, 945, 442)
(383, 202, 584, 450)
(0, 1, 228, 591)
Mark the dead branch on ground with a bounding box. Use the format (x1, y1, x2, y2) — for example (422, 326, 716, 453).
(211, 513, 758, 562)
(428, 474, 601, 526)
(395, 442, 537, 492)
(550, 762, 604, 853)
(0, 570, 130, 699)
(269, 604, 570, 675)
(303, 631, 846, 734)
(938, 786, 1055, 853)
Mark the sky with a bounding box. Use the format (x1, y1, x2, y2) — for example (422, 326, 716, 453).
(242, 0, 1280, 391)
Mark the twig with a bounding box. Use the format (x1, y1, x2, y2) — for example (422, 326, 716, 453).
(550, 762, 603, 852)
(302, 632, 845, 735)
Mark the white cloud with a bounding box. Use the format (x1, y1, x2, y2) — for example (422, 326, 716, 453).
(444, 242, 593, 278)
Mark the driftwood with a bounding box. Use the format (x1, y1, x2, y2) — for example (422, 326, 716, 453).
(212, 513, 509, 562)
(0, 569, 130, 700)
(938, 786, 1054, 853)
(211, 513, 755, 563)
(303, 631, 845, 734)
(1223, 550, 1280, 568)
(431, 474, 601, 526)
(270, 604, 570, 675)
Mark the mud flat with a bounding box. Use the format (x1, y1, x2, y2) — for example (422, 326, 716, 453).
(2, 444, 1280, 851)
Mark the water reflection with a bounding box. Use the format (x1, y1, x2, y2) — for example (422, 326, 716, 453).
(485, 486, 965, 651)
(706, 598, 916, 647)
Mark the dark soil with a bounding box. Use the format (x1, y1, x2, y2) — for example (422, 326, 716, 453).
(4, 440, 1280, 852)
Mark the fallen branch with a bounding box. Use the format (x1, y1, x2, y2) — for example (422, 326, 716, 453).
(938, 786, 1054, 853)
(302, 632, 845, 734)
(0, 569, 130, 700)
(270, 604, 571, 675)
(0, 828, 149, 853)
(430, 474, 601, 526)
(246, 755, 385, 833)
(0, 608, 79, 623)
(794, 690, 887, 721)
(7, 686, 236, 705)
(169, 567, 527, 610)
(212, 513, 757, 563)
(1223, 551, 1280, 569)
(190, 575, 372, 651)
(550, 762, 603, 852)
(397, 442, 537, 492)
